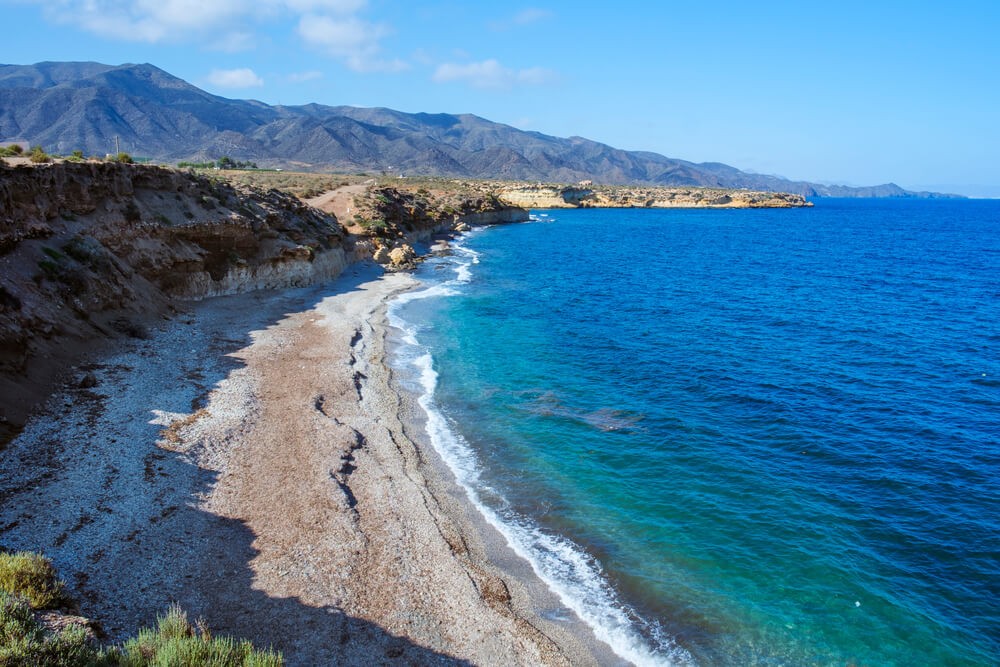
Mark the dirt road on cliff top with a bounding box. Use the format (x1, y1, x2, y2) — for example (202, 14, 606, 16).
(307, 183, 371, 231)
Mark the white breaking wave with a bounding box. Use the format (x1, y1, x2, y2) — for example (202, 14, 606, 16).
(386, 235, 693, 667)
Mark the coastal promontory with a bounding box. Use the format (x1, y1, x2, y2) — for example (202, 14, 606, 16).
(498, 183, 812, 209)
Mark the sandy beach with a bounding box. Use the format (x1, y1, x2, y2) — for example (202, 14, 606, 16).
(0, 262, 621, 665)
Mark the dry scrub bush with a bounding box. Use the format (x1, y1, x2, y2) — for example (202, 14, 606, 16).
(0, 551, 67, 609)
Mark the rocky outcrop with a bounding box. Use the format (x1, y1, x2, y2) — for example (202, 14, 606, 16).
(0, 162, 351, 297)
(498, 186, 594, 209)
(372, 242, 417, 270)
(388, 244, 417, 269)
(500, 184, 812, 209)
(455, 208, 533, 225)
(355, 185, 529, 236)
(351, 184, 529, 268)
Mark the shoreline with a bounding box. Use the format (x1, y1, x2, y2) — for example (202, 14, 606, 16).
(386, 232, 687, 667)
(0, 261, 620, 665)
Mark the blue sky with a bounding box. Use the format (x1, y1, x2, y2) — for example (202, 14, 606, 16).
(2, 0, 998, 196)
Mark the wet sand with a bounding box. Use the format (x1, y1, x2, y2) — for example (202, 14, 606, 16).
(0, 263, 621, 665)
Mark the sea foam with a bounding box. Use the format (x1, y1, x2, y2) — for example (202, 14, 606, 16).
(387, 235, 692, 667)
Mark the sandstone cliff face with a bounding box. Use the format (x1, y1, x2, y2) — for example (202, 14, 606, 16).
(499, 184, 811, 209)
(498, 186, 593, 208)
(0, 162, 353, 440)
(0, 162, 352, 297)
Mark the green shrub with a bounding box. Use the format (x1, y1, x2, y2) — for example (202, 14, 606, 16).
(114, 605, 282, 666)
(112, 152, 134, 164)
(359, 218, 389, 232)
(0, 555, 280, 666)
(38, 259, 60, 277)
(0, 592, 101, 666)
(0, 552, 67, 609)
(29, 145, 51, 163)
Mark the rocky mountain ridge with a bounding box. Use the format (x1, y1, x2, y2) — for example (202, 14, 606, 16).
(0, 61, 961, 199)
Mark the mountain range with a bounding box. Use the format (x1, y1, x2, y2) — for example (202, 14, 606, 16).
(0, 61, 956, 198)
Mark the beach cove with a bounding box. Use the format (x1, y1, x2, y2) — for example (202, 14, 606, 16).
(2, 162, 996, 665)
(0, 261, 624, 665)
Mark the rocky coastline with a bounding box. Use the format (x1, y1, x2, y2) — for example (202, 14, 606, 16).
(499, 183, 812, 208)
(0, 161, 810, 664)
(0, 162, 527, 443)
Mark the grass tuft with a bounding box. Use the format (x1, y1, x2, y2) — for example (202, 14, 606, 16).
(0, 592, 103, 666)
(0, 551, 67, 609)
(116, 605, 282, 666)
(0, 553, 281, 665)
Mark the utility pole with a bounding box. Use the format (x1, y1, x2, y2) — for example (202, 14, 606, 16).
(115, 135, 120, 155)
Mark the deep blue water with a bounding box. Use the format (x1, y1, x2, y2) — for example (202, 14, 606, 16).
(388, 199, 1000, 666)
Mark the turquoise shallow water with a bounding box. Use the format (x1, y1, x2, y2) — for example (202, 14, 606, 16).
(387, 200, 1000, 666)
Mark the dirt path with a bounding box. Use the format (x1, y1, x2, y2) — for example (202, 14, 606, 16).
(306, 182, 372, 229)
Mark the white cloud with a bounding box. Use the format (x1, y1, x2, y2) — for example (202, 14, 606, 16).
(31, 0, 252, 43)
(297, 13, 407, 72)
(411, 48, 434, 67)
(206, 68, 264, 88)
(288, 70, 324, 82)
(283, 0, 366, 11)
(489, 7, 554, 31)
(512, 8, 553, 25)
(18, 0, 396, 65)
(14, 0, 407, 74)
(433, 59, 556, 90)
(513, 66, 555, 85)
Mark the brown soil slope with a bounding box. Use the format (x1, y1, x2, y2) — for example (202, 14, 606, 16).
(0, 162, 352, 443)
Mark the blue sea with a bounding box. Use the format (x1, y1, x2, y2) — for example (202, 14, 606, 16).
(386, 199, 1000, 666)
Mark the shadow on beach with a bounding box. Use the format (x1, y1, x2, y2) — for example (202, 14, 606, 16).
(0, 264, 471, 665)
(141, 472, 473, 666)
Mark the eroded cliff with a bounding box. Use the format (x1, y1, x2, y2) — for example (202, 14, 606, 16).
(500, 184, 812, 209)
(0, 162, 531, 441)
(0, 162, 358, 440)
